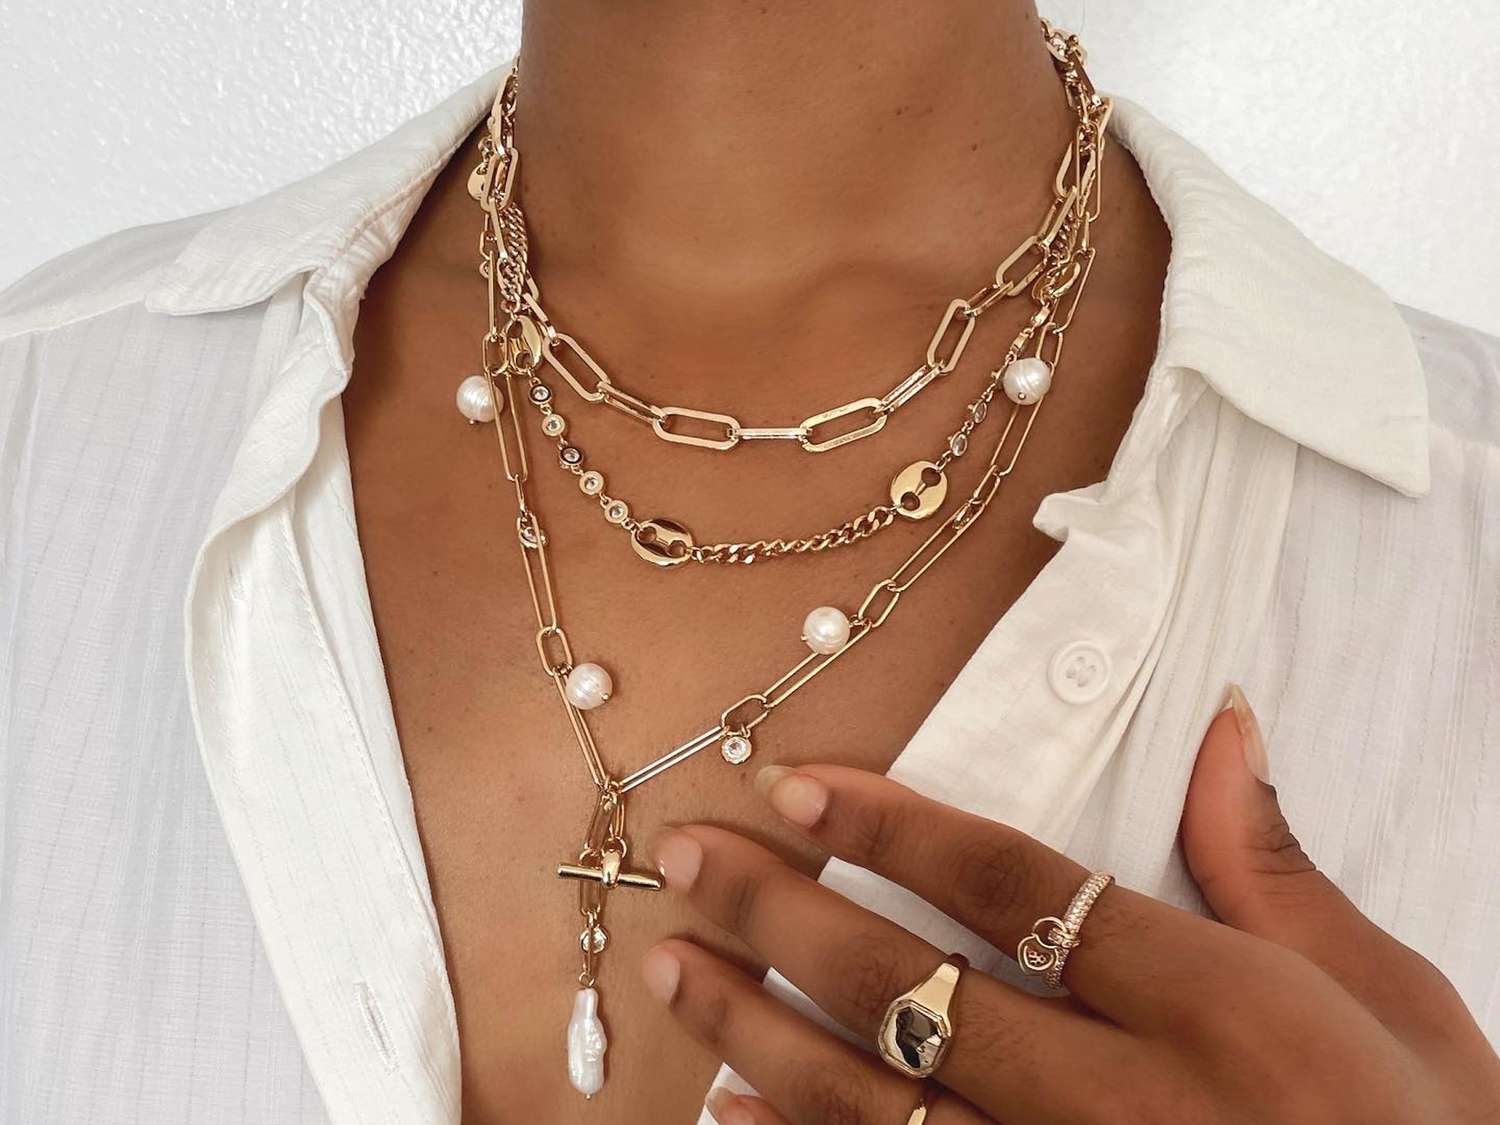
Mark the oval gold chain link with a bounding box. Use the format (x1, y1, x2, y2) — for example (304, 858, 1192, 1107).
(473, 24, 1108, 1002)
(495, 99, 1105, 563)
(485, 57, 1098, 455)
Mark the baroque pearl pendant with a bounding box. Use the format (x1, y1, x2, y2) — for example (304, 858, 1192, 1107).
(565, 663, 613, 710)
(1001, 357, 1053, 405)
(456, 374, 500, 423)
(802, 606, 852, 656)
(566, 987, 608, 1097)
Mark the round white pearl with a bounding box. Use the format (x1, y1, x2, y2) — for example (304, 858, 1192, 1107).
(1001, 357, 1053, 405)
(565, 662, 613, 710)
(456, 374, 501, 423)
(802, 606, 852, 655)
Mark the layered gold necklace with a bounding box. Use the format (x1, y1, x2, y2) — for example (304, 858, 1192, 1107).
(457, 21, 1109, 1097)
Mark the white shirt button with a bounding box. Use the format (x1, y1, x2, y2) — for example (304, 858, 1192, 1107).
(1048, 640, 1112, 704)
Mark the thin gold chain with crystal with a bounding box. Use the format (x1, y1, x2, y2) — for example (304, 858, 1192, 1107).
(524, 266, 1086, 566)
(471, 16, 1108, 1056)
(476, 38, 1105, 568)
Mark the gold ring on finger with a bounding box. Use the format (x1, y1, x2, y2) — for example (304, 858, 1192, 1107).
(1017, 870, 1114, 989)
(877, 952, 967, 1079)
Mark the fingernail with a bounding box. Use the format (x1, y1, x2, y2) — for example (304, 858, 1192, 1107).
(754, 765, 829, 829)
(705, 1087, 757, 1125)
(640, 945, 681, 1004)
(650, 828, 703, 891)
(1226, 682, 1271, 784)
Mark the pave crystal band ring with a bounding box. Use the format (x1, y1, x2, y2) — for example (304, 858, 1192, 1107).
(877, 953, 968, 1079)
(1017, 871, 1114, 989)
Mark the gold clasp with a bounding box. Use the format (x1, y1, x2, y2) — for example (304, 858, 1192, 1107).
(556, 855, 663, 892)
(504, 313, 545, 370)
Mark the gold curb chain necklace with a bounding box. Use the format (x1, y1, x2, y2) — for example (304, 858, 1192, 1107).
(458, 21, 1109, 1097)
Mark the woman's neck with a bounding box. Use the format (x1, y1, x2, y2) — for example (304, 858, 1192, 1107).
(513, 0, 1072, 333)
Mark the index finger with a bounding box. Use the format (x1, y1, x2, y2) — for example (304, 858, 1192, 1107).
(756, 764, 1260, 1028)
(653, 823, 1143, 1122)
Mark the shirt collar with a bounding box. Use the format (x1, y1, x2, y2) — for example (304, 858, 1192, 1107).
(146, 71, 1430, 497)
(1107, 97, 1429, 497)
(145, 63, 510, 320)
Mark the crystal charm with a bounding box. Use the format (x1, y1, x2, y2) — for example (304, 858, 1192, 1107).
(518, 514, 545, 549)
(529, 383, 553, 404)
(720, 735, 753, 764)
(892, 1004, 945, 1072)
(949, 433, 968, 457)
(604, 500, 630, 525)
(560, 445, 584, 467)
(566, 987, 608, 1097)
(542, 412, 568, 437)
(580, 925, 608, 954)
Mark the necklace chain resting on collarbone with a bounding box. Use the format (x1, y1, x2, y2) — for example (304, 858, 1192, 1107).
(461, 21, 1109, 1098)
(456, 28, 1107, 569)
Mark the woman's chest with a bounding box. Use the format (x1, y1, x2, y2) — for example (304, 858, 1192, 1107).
(343, 411, 1070, 1122)
(337, 247, 1148, 1121)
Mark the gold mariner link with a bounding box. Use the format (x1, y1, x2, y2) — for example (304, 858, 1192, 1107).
(469, 23, 1108, 566)
(466, 20, 1110, 1091)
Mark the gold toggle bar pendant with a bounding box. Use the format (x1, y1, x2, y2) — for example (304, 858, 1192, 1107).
(556, 861, 664, 892)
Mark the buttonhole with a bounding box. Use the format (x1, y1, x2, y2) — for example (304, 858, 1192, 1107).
(355, 981, 397, 1070)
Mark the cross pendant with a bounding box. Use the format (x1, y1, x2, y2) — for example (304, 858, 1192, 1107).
(556, 849, 664, 891)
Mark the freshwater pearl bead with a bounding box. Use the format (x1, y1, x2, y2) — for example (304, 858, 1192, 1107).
(802, 606, 852, 655)
(565, 663, 613, 710)
(1001, 357, 1053, 405)
(456, 374, 500, 423)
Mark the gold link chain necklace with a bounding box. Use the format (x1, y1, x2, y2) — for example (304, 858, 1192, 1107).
(468, 34, 1106, 569)
(466, 21, 1109, 1096)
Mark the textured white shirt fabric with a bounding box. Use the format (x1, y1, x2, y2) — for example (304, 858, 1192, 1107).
(2, 63, 1498, 1125)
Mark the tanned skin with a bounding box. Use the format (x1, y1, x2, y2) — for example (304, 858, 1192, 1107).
(342, 2, 1169, 1120)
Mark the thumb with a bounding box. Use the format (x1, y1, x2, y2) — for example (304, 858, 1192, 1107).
(1180, 683, 1352, 951)
(1181, 685, 1471, 1035)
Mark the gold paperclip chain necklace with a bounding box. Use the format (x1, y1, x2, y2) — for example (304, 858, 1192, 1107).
(483, 85, 1087, 454)
(470, 42, 1104, 570)
(468, 22, 1108, 1096)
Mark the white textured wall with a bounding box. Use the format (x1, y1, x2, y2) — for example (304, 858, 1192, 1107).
(3, 1, 1497, 335)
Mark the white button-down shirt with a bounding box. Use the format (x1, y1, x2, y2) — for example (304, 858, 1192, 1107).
(2, 64, 1497, 1125)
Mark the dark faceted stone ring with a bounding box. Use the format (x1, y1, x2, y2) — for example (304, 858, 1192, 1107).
(877, 953, 968, 1079)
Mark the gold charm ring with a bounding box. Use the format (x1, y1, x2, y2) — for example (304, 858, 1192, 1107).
(1017, 871, 1114, 989)
(877, 953, 967, 1079)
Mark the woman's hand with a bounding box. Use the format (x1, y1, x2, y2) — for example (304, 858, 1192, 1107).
(641, 686, 1500, 1124)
